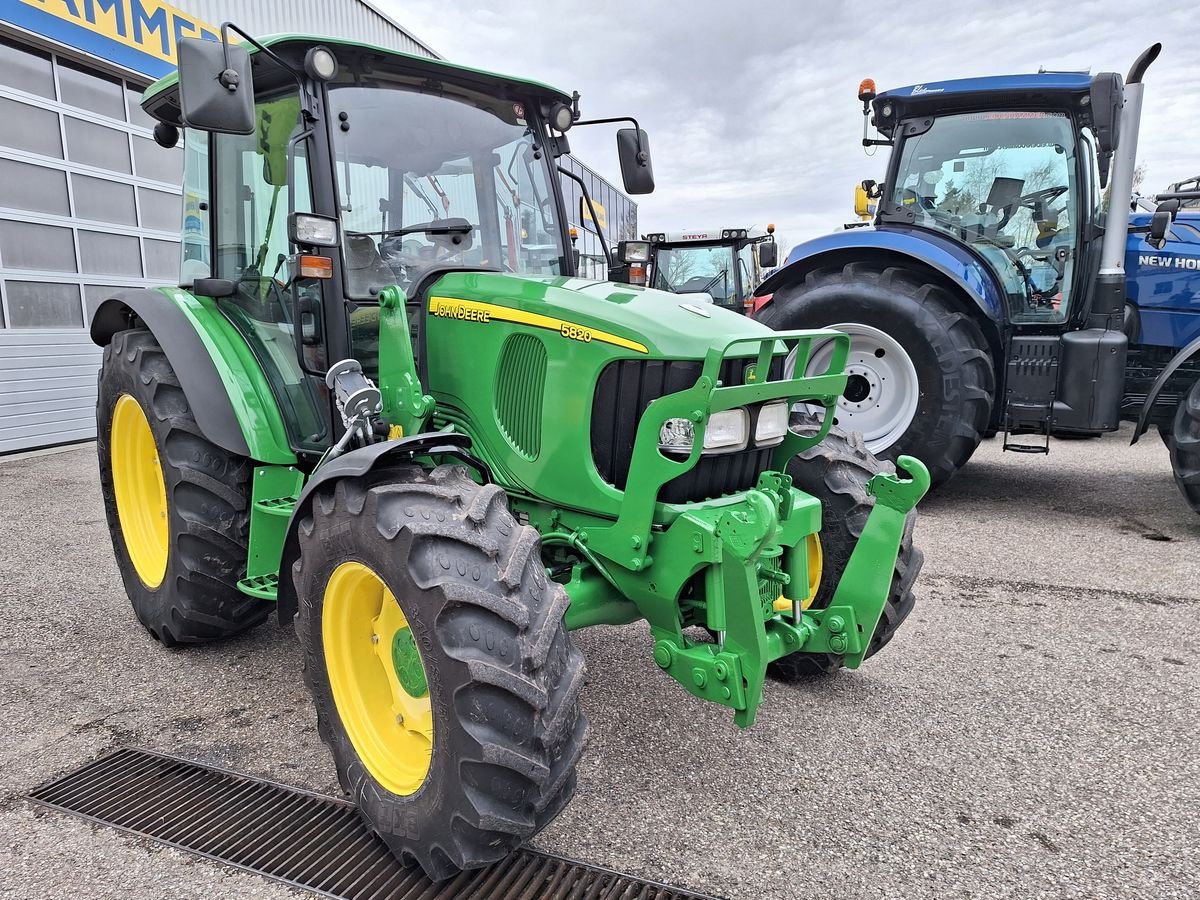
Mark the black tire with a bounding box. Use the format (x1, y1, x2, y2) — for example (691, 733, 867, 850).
(1168, 379, 1200, 514)
(294, 464, 587, 880)
(97, 328, 269, 645)
(767, 415, 923, 680)
(757, 262, 994, 487)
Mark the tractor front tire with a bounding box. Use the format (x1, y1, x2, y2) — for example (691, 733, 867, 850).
(97, 328, 269, 645)
(1168, 379, 1200, 514)
(768, 415, 923, 680)
(294, 464, 587, 881)
(758, 262, 994, 487)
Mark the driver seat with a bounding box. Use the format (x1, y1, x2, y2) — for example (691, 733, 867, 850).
(344, 234, 397, 297)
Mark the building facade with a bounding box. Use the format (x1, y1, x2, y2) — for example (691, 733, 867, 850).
(0, 0, 634, 453)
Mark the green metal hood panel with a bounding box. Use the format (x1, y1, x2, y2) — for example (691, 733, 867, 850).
(427, 272, 780, 359)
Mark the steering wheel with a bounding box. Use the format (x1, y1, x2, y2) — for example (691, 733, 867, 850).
(995, 185, 1069, 230)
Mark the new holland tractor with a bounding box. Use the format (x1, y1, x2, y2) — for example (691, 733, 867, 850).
(89, 29, 928, 880)
(638, 226, 780, 313)
(757, 44, 1200, 512)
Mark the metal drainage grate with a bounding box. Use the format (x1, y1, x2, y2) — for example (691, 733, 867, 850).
(27, 747, 719, 900)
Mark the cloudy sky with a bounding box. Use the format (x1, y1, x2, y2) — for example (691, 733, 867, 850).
(377, 0, 1199, 253)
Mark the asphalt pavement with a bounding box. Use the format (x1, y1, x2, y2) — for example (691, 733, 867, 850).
(1, 426, 1196, 900)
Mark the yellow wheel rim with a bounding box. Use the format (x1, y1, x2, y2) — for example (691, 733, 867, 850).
(111, 394, 169, 589)
(322, 561, 433, 796)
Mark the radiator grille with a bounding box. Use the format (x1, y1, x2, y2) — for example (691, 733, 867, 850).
(495, 332, 547, 460)
(590, 355, 784, 503)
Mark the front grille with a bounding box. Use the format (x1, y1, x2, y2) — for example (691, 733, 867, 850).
(591, 355, 785, 503)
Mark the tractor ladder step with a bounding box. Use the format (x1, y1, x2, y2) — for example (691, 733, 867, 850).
(254, 495, 298, 516)
(236, 572, 278, 600)
(1002, 402, 1051, 454)
(26, 747, 718, 900)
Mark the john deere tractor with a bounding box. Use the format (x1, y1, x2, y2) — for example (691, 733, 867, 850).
(758, 44, 1200, 512)
(91, 28, 928, 880)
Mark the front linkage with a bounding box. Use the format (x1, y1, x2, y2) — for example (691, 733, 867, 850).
(503, 328, 931, 727)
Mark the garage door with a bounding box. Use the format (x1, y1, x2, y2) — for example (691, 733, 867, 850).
(0, 35, 181, 453)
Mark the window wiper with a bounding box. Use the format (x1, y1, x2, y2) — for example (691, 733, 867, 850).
(698, 268, 729, 294)
(346, 220, 475, 238)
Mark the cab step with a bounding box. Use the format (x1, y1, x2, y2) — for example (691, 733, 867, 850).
(237, 465, 305, 602)
(237, 572, 279, 600)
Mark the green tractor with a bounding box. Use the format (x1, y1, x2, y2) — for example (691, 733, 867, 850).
(91, 27, 929, 880)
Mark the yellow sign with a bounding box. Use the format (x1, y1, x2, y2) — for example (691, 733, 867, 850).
(18, 0, 219, 69)
(579, 197, 608, 233)
(429, 296, 648, 354)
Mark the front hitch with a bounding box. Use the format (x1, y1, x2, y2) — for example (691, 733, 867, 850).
(803, 455, 931, 667)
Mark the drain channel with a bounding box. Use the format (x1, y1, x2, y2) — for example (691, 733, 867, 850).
(27, 747, 718, 899)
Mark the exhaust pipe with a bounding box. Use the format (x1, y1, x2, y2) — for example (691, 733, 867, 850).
(1093, 43, 1162, 327)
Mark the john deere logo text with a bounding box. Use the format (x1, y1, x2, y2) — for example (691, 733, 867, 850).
(430, 299, 491, 322)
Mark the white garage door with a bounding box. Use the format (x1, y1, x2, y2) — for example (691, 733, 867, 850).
(0, 35, 181, 453)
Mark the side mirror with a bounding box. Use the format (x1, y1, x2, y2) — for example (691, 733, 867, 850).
(1145, 200, 1179, 250)
(1089, 72, 1123, 187)
(177, 36, 255, 134)
(616, 128, 655, 195)
(756, 241, 779, 268)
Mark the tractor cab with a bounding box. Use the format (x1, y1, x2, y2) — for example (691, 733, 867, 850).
(868, 74, 1111, 328)
(141, 31, 654, 457)
(642, 227, 779, 312)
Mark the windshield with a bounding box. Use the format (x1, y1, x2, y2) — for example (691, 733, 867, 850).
(329, 82, 567, 299)
(650, 245, 738, 304)
(891, 111, 1080, 323)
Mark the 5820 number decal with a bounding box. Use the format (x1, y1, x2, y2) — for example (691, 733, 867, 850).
(559, 322, 593, 343)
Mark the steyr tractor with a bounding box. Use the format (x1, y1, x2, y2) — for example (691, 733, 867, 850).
(757, 44, 1200, 512)
(89, 28, 929, 880)
(638, 226, 780, 313)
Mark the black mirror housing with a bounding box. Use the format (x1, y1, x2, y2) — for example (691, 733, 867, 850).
(616, 128, 654, 195)
(1145, 200, 1179, 250)
(756, 241, 779, 268)
(1089, 72, 1123, 187)
(177, 37, 256, 134)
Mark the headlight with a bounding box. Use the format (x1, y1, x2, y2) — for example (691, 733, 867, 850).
(755, 401, 789, 446)
(658, 409, 749, 455)
(620, 240, 651, 264)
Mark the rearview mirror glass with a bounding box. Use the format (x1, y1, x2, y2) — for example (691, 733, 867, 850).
(756, 242, 778, 268)
(177, 37, 255, 134)
(616, 128, 655, 195)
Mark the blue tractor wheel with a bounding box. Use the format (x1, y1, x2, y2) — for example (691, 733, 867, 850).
(1168, 378, 1200, 514)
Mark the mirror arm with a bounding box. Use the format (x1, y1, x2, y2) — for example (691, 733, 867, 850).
(557, 165, 612, 268)
(572, 115, 647, 161)
(219, 21, 321, 121)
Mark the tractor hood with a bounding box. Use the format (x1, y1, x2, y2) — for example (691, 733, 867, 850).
(425, 271, 779, 359)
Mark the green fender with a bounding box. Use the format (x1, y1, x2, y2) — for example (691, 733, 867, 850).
(90, 287, 295, 464)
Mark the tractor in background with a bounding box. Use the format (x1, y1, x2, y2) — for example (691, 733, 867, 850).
(638, 226, 780, 313)
(89, 27, 928, 882)
(756, 44, 1200, 513)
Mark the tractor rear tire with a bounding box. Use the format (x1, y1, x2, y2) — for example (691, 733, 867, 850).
(1168, 379, 1200, 514)
(767, 415, 922, 680)
(293, 464, 587, 881)
(97, 328, 269, 645)
(757, 262, 994, 487)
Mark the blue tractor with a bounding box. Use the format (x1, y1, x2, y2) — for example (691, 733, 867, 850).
(756, 45, 1200, 512)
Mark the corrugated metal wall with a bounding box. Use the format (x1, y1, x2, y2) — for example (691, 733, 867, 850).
(0, 0, 436, 454)
(175, 0, 439, 59)
(0, 331, 102, 452)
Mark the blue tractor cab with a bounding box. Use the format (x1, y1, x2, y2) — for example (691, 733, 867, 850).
(756, 45, 1200, 514)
